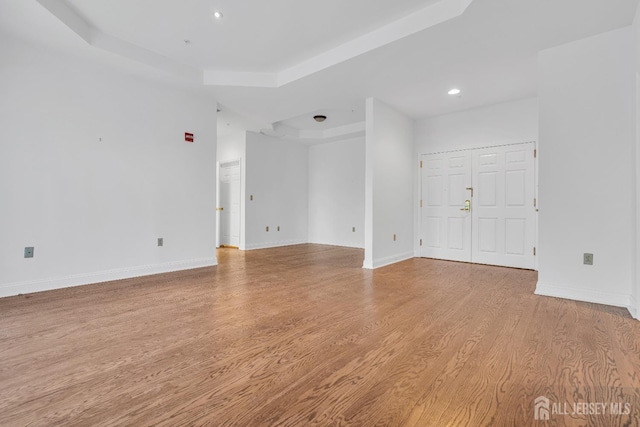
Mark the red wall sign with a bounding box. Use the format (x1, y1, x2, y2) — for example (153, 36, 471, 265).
(185, 132, 194, 143)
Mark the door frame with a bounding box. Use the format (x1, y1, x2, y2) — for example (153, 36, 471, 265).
(418, 141, 538, 270)
(217, 159, 242, 249)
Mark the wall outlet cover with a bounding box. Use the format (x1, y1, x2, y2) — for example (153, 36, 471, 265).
(24, 247, 34, 258)
(583, 253, 593, 265)
(158, 238, 164, 247)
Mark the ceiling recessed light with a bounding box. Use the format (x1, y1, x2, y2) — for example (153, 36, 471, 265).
(212, 11, 223, 19)
(313, 115, 327, 123)
(448, 88, 461, 95)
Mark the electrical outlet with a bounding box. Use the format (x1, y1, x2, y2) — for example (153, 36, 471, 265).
(352, 227, 356, 232)
(583, 253, 593, 265)
(393, 234, 397, 241)
(24, 247, 34, 258)
(277, 226, 280, 231)
(250, 195, 254, 201)
(266, 226, 269, 232)
(158, 238, 163, 247)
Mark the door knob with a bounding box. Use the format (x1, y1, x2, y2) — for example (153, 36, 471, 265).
(460, 200, 471, 212)
(216, 207, 224, 211)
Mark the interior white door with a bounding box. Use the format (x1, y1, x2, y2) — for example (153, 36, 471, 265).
(219, 161, 241, 248)
(472, 144, 535, 269)
(420, 151, 473, 262)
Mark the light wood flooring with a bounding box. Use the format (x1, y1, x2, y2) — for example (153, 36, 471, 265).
(1, 244, 639, 426)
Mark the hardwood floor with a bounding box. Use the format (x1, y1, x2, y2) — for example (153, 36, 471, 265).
(1, 244, 639, 426)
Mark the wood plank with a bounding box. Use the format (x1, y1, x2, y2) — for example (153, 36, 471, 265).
(0, 244, 638, 426)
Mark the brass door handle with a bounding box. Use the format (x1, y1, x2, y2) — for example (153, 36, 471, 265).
(216, 207, 224, 211)
(466, 187, 474, 197)
(460, 200, 471, 212)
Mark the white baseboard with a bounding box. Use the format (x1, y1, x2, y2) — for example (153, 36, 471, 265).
(363, 251, 415, 270)
(307, 239, 364, 249)
(244, 239, 307, 251)
(628, 294, 639, 319)
(535, 281, 632, 309)
(0, 257, 218, 298)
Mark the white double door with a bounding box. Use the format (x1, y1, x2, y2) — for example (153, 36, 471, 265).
(420, 143, 536, 269)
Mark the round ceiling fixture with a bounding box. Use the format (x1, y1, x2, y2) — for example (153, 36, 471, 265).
(313, 115, 327, 123)
(212, 10, 223, 19)
(448, 88, 461, 95)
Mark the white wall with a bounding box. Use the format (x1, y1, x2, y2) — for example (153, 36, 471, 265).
(244, 132, 308, 249)
(363, 98, 415, 268)
(414, 98, 539, 154)
(218, 131, 246, 164)
(636, 4, 640, 74)
(634, 6, 640, 319)
(308, 137, 365, 248)
(0, 36, 218, 297)
(635, 69, 640, 318)
(537, 27, 636, 309)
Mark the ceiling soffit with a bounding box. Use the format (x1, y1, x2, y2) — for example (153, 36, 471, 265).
(36, 0, 473, 88)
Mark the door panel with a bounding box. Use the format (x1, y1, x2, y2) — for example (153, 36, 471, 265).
(478, 172, 497, 206)
(478, 218, 497, 253)
(425, 217, 442, 248)
(421, 152, 472, 262)
(448, 217, 465, 250)
(448, 174, 466, 205)
(505, 219, 526, 255)
(471, 144, 535, 269)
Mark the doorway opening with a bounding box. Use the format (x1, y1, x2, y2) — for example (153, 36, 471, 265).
(217, 160, 241, 249)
